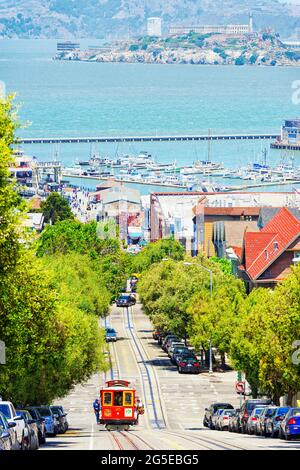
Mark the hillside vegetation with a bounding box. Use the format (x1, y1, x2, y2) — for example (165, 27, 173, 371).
(0, 0, 298, 39)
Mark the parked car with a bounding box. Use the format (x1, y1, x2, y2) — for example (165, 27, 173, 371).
(167, 342, 185, 357)
(50, 406, 68, 434)
(170, 346, 190, 365)
(0, 411, 17, 450)
(116, 294, 136, 308)
(265, 406, 290, 438)
(247, 406, 268, 435)
(174, 351, 197, 367)
(177, 356, 201, 374)
(36, 406, 59, 437)
(105, 327, 117, 342)
(162, 335, 180, 352)
(16, 410, 39, 450)
(279, 408, 300, 441)
(212, 409, 226, 430)
(158, 332, 172, 346)
(256, 406, 278, 436)
(228, 409, 240, 433)
(152, 330, 162, 341)
(53, 406, 69, 432)
(0, 401, 26, 449)
(216, 409, 235, 431)
(239, 399, 273, 434)
(23, 407, 46, 445)
(203, 403, 234, 429)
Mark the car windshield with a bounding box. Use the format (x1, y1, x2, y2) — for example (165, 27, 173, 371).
(265, 408, 276, 416)
(106, 329, 116, 334)
(37, 407, 51, 417)
(0, 404, 10, 419)
(174, 348, 188, 354)
(247, 401, 270, 412)
(278, 407, 289, 415)
(254, 408, 265, 415)
(27, 409, 38, 419)
(119, 295, 129, 300)
(51, 407, 61, 414)
(215, 404, 233, 410)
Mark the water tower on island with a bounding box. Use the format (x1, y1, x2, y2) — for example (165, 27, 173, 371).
(147, 17, 162, 37)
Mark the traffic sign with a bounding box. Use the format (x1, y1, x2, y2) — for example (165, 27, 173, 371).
(235, 381, 245, 394)
(0, 341, 5, 364)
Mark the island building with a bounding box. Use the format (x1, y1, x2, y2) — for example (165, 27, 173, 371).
(169, 13, 253, 36)
(147, 17, 162, 37)
(57, 41, 80, 52)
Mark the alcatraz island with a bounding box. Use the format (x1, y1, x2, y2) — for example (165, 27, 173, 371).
(55, 24, 300, 67)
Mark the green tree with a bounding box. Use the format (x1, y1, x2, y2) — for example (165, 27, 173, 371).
(41, 192, 74, 225)
(36, 219, 131, 300)
(0, 96, 25, 274)
(131, 238, 185, 273)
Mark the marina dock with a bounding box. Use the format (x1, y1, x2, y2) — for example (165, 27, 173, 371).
(62, 172, 188, 188)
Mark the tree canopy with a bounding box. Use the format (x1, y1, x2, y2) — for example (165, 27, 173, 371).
(41, 191, 74, 225)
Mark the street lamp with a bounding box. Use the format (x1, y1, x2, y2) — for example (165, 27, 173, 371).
(183, 262, 213, 374)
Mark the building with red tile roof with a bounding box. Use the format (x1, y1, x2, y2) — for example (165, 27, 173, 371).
(238, 207, 300, 290)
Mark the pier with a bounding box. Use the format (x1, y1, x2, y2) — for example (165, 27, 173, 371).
(18, 132, 278, 145)
(271, 142, 300, 151)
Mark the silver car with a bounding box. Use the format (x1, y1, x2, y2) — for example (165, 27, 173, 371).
(265, 406, 290, 438)
(256, 406, 278, 436)
(212, 409, 225, 429)
(247, 406, 268, 435)
(216, 409, 235, 431)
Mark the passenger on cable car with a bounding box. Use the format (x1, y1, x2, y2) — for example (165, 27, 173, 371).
(114, 391, 123, 406)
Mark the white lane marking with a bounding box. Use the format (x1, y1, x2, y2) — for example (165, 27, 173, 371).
(89, 421, 94, 450)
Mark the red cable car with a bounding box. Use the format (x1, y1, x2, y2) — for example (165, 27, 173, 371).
(99, 380, 138, 431)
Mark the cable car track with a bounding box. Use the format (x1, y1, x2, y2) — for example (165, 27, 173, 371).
(107, 303, 247, 450)
(108, 430, 155, 450)
(124, 306, 167, 430)
(125, 305, 248, 450)
(163, 430, 247, 451)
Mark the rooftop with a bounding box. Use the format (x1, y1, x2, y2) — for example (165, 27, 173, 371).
(243, 207, 300, 280)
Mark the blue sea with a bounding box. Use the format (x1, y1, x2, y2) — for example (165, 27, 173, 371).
(1, 39, 300, 193)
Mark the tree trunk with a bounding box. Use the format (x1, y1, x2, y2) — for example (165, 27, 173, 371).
(287, 389, 295, 406)
(272, 393, 280, 406)
(220, 352, 226, 369)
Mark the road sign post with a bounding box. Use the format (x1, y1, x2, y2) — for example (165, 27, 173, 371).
(236, 380, 246, 409)
(0, 341, 5, 365)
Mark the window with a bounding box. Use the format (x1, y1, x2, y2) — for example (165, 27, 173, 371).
(0, 404, 10, 419)
(113, 391, 123, 406)
(103, 392, 112, 406)
(123, 392, 133, 406)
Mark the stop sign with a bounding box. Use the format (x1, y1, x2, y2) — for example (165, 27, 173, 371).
(235, 381, 245, 394)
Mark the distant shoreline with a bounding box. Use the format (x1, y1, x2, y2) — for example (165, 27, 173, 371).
(54, 57, 299, 67)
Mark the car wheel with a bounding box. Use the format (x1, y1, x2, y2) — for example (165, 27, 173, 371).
(203, 419, 208, 428)
(209, 420, 214, 430)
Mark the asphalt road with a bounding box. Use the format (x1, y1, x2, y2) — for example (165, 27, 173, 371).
(42, 300, 300, 451)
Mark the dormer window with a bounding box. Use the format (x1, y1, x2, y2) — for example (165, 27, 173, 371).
(274, 242, 279, 252)
(265, 250, 269, 259)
